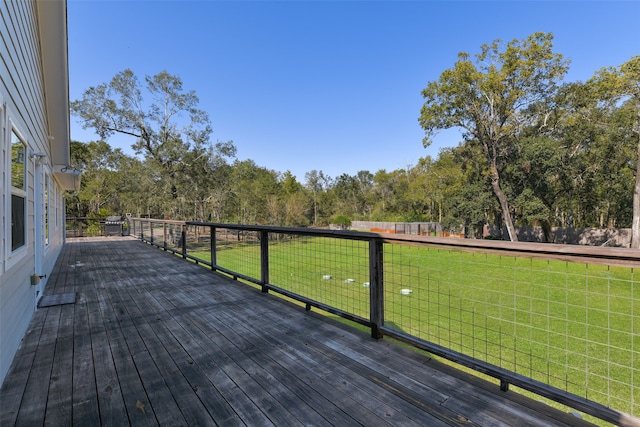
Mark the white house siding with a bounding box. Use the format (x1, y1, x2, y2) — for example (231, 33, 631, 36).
(0, 0, 69, 384)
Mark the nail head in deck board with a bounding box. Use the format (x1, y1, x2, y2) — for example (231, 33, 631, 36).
(0, 238, 600, 426)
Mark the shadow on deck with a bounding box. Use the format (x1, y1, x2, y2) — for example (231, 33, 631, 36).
(0, 237, 595, 426)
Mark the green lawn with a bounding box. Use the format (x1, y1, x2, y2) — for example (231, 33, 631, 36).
(187, 236, 639, 420)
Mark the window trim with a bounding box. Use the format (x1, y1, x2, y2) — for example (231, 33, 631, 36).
(10, 128, 27, 251)
(5, 118, 30, 269)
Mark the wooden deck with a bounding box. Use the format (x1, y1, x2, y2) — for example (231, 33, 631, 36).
(0, 237, 595, 426)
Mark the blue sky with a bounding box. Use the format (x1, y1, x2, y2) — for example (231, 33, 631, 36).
(68, 0, 640, 181)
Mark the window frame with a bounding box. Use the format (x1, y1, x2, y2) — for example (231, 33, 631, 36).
(10, 130, 27, 252)
(5, 118, 30, 267)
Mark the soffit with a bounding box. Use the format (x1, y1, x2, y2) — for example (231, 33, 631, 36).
(35, 0, 70, 167)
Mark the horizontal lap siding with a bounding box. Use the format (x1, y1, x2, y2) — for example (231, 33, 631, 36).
(0, 0, 65, 385)
(0, 0, 46, 145)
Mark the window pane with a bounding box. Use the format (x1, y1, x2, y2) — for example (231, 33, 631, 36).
(12, 194, 25, 250)
(11, 131, 25, 190)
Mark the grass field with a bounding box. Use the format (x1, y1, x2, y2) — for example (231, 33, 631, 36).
(186, 234, 639, 421)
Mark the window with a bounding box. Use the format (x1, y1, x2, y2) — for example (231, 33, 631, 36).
(54, 184, 59, 229)
(11, 131, 26, 251)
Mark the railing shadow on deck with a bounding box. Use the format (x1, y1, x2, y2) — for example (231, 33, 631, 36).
(130, 218, 640, 426)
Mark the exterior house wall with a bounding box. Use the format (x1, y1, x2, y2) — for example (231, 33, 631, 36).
(0, 0, 70, 383)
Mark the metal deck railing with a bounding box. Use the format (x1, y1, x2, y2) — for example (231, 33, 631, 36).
(130, 218, 640, 426)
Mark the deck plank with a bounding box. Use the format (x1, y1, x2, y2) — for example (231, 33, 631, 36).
(139, 291, 283, 427)
(103, 275, 188, 426)
(148, 299, 326, 426)
(44, 304, 74, 426)
(0, 308, 49, 427)
(179, 279, 472, 426)
(71, 296, 101, 427)
(211, 303, 451, 426)
(97, 286, 159, 427)
(185, 288, 443, 426)
(87, 296, 128, 425)
(216, 302, 472, 425)
(0, 237, 599, 427)
(171, 284, 394, 427)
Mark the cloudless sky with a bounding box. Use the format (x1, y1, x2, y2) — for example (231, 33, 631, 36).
(68, 0, 640, 181)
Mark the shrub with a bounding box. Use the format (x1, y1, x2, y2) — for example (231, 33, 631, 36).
(333, 215, 352, 230)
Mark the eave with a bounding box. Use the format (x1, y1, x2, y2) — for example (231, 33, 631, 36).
(35, 0, 72, 172)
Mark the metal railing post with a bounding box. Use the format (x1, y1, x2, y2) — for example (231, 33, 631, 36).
(260, 230, 269, 293)
(369, 237, 384, 339)
(163, 222, 167, 250)
(181, 224, 187, 259)
(149, 219, 153, 243)
(210, 226, 217, 270)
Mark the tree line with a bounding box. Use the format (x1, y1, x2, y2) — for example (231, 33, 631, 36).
(69, 33, 639, 244)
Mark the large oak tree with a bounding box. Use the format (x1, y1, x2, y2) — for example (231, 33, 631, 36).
(71, 69, 234, 205)
(589, 56, 640, 247)
(419, 32, 569, 241)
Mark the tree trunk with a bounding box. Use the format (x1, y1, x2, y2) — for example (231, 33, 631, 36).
(313, 195, 318, 226)
(540, 218, 553, 243)
(489, 165, 519, 242)
(631, 135, 640, 248)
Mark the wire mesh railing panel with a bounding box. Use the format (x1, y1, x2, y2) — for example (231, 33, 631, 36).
(267, 234, 370, 318)
(382, 244, 639, 417)
(140, 220, 151, 240)
(185, 225, 211, 262)
(578, 263, 638, 415)
(150, 222, 165, 246)
(214, 228, 261, 279)
(162, 223, 181, 252)
(65, 217, 103, 237)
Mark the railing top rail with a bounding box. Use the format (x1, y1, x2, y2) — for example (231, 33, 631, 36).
(379, 233, 640, 268)
(135, 218, 186, 225)
(186, 221, 376, 241)
(132, 218, 640, 268)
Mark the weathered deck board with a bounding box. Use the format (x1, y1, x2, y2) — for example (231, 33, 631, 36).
(0, 237, 596, 426)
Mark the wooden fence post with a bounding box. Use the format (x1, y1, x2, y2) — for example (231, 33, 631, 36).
(369, 237, 384, 339)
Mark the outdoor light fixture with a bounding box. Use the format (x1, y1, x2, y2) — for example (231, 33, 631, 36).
(54, 164, 82, 191)
(29, 151, 46, 159)
(30, 151, 48, 166)
(60, 165, 81, 175)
